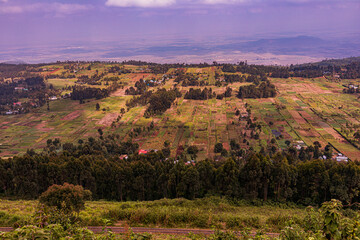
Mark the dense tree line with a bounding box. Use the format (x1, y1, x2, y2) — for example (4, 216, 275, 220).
(71, 86, 110, 100)
(224, 74, 244, 83)
(237, 80, 277, 98)
(221, 60, 360, 79)
(0, 63, 43, 79)
(340, 62, 360, 79)
(71, 83, 120, 101)
(1, 137, 360, 205)
(126, 88, 181, 116)
(184, 88, 215, 100)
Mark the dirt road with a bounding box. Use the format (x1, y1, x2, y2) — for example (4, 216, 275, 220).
(0, 226, 280, 237)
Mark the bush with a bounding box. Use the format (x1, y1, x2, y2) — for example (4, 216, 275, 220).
(39, 183, 92, 214)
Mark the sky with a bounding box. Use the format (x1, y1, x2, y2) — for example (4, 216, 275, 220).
(0, 0, 359, 63)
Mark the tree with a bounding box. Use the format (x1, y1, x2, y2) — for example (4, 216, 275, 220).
(39, 183, 92, 213)
(187, 146, 199, 155)
(164, 140, 170, 148)
(321, 199, 342, 240)
(97, 128, 103, 137)
(354, 131, 360, 141)
(162, 148, 171, 158)
(214, 143, 223, 153)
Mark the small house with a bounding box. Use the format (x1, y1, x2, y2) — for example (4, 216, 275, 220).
(138, 149, 148, 155)
(336, 153, 348, 162)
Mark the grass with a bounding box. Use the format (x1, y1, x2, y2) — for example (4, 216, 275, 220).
(0, 197, 306, 232)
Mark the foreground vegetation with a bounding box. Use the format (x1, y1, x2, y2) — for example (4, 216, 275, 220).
(0, 197, 304, 230)
(1, 195, 360, 239)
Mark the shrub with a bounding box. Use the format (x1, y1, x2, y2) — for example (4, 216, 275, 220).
(39, 183, 92, 214)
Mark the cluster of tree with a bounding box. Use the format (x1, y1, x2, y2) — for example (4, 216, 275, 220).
(343, 86, 360, 94)
(126, 88, 181, 116)
(76, 72, 106, 85)
(174, 73, 207, 87)
(224, 74, 244, 83)
(145, 88, 182, 116)
(237, 81, 277, 99)
(0, 76, 47, 113)
(184, 88, 215, 100)
(71, 86, 110, 101)
(70, 83, 120, 101)
(107, 65, 131, 74)
(102, 76, 120, 82)
(126, 91, 153, 108)
(125, 79, 148, 95)
(223, 73, 267, 84)
(216, 87, 232, 100)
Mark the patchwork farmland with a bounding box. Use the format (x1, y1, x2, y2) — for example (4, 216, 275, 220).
(0, 62, 359, 161)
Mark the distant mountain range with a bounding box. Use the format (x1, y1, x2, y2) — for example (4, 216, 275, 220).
(1, 35, 360, 65)
(1, 60, 27, 65)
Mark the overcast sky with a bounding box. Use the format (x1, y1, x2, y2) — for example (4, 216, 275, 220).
(0, 0, 359, 47)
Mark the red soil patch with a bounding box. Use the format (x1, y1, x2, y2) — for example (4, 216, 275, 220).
(0, 121, 9, 126)
(289, 110, 307, 124)
(129, 73, 152, 82)
(35, 121, 54, 132)
(274, 121, 288, 126)
(317, 121, 344, 142)
(111, 88, 127, 97)
(61, 111, 82, 121)
(298, 129, 320, 137)
(21, 121, 39, 127)
(299, 111, 313, 120)
(97, 113, 119, 126)
(223, 142, 230, 151)
(152, 131, 160, 137)
(257, 98, 275, 103)
(274, 82, 332, 94)
(49, 68, 61, 74)
(176, 145, 185, 156)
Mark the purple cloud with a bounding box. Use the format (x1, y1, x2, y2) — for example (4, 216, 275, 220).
(0, 2, 92, 15)
(106, 0, 176, 8)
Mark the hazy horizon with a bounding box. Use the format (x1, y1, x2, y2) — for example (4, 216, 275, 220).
(1, 0, 360, 64)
